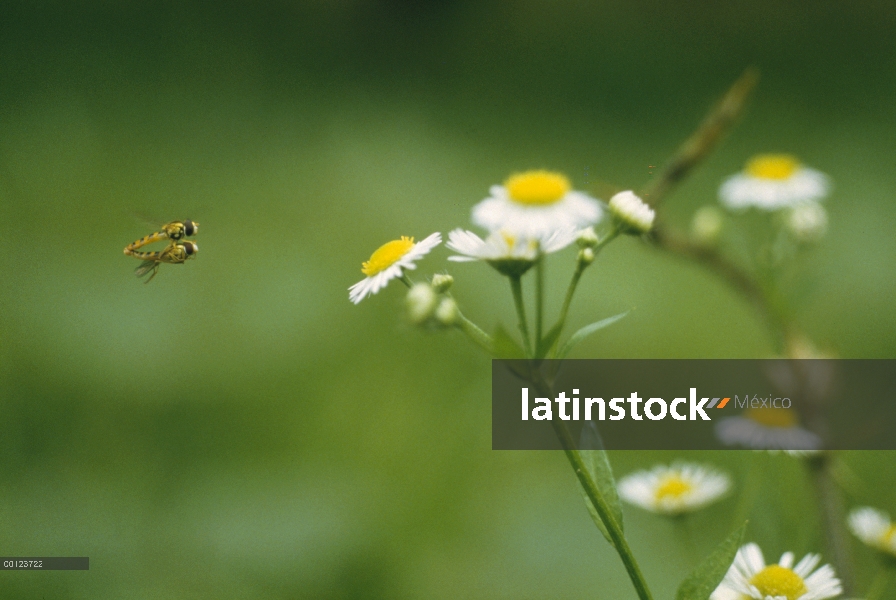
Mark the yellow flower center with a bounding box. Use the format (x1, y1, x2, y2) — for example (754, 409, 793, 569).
(745, 407, 799, 428)
(749, 565, 808, 600)
(505, 170, 571, 205)
(361, 236, 414, 276)
(745, 155, 800, 180)
(655, 475, 692, 501)
(881, 524, 896, 545)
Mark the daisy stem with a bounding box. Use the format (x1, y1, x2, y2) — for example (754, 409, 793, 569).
(807, 453, 856, 596)
(549, 416, 654, 600)
(553, 231, 619, 349)
(399, 273, 414, 288)
(731, 450, 767, 530)
(454, 310, 494, 354)
(673, 515, 698, 566)
(865, 567, 892, 600)
(535, 257, 545, 347)
(509, 275, 533, 356)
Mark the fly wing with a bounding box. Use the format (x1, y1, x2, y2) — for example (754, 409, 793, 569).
(134, 259, 159, 282)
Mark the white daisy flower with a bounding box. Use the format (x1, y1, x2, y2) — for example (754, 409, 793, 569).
(617, 462, 731, 516)
(720, 154, 830, 211)
(472, 170, 603, 240)
(348, 233, 441, 304)
(711, 543, 842, 600)
(446, 227, 577, 276)
(848, 507, 896, 557)
(608, 190, 655, 234)
(447, 228, 577, 261)
(715, 408, 822, 452)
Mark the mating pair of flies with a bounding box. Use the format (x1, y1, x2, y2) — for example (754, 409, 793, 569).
(123, 220, 199, 283)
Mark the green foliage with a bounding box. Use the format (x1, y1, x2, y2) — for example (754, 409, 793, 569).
(557, 311, 630, 359)
(536, 321, 564, 359)
(579, 439, 625, 547)
(675, 522, 747, 600)
(493, 324, 526, 358)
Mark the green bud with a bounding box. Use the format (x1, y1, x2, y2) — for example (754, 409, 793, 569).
(690, 206, 724, 245)
(577, 226, 599, 248)
(406, 283, 437, 325)
(434, 298, 458, 326)
(578, 247, 595, 265)
(431, 273, 454, 293)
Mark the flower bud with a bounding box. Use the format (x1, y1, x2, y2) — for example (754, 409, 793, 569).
(406, 283, 438, 325)
(578, 247, 595, 265)
(690, 206, 723, 245)
(434, 297, 458, 326)
(608, 191, 655, 234)
(430, 273, 454, 293)
(576, 226, 599, 248)
(787, 202, 827, 242)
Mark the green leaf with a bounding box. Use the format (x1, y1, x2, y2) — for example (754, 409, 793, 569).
(535, 322, 564, 358)
(675, 522, 747, 600)
(493, 324, 526, 359)
(578, 439, 624, 547)
(557, 310, 630, 359)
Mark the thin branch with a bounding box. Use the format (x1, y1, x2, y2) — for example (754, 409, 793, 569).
(641, 68, 759, 207)
(651, 225, 791, 352)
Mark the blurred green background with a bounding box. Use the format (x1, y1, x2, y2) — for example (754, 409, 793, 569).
(1, 1, 895, 598)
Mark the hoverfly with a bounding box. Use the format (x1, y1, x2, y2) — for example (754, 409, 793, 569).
(123, 220, 199, 256)
(131, 241, 199, 283)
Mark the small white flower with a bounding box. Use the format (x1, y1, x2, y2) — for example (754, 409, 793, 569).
(447, 227, 577, 276)
(711, 543, 842, 600)
(617, 462, 730, 515)
(787, 202, 828, 242)
(716, 408, 822, 452)
(848, 507, 896, 557)
(348, 233, 441, 304)
(448, 228, 576, 262)
(608, 190, 655, 234)
(720, 154, 830, 211)
(472, 170, 603, 241)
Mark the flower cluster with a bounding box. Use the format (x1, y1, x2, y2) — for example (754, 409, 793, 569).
(348, 170, 659, 309)
(348, 147, 848, 600)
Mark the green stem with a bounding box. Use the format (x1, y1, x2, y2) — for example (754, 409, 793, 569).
(865, 567, 892, 600)
(807, 453, 856, 596)
(557, 263, 585, 336)
(535, 257, 545, 347)
(674, 515, 698, 567)
(509, 275, 532, 356)
(454, 310, 494, 354)
(399, 273, 414, 288)
(553, 231, 620, 350)
(732, 450, 767, 529)
(550, 417, 654, 600)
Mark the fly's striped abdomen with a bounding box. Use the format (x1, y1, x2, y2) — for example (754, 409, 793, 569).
(124, 231, 169, 255)
(128, 249, 164, 260)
